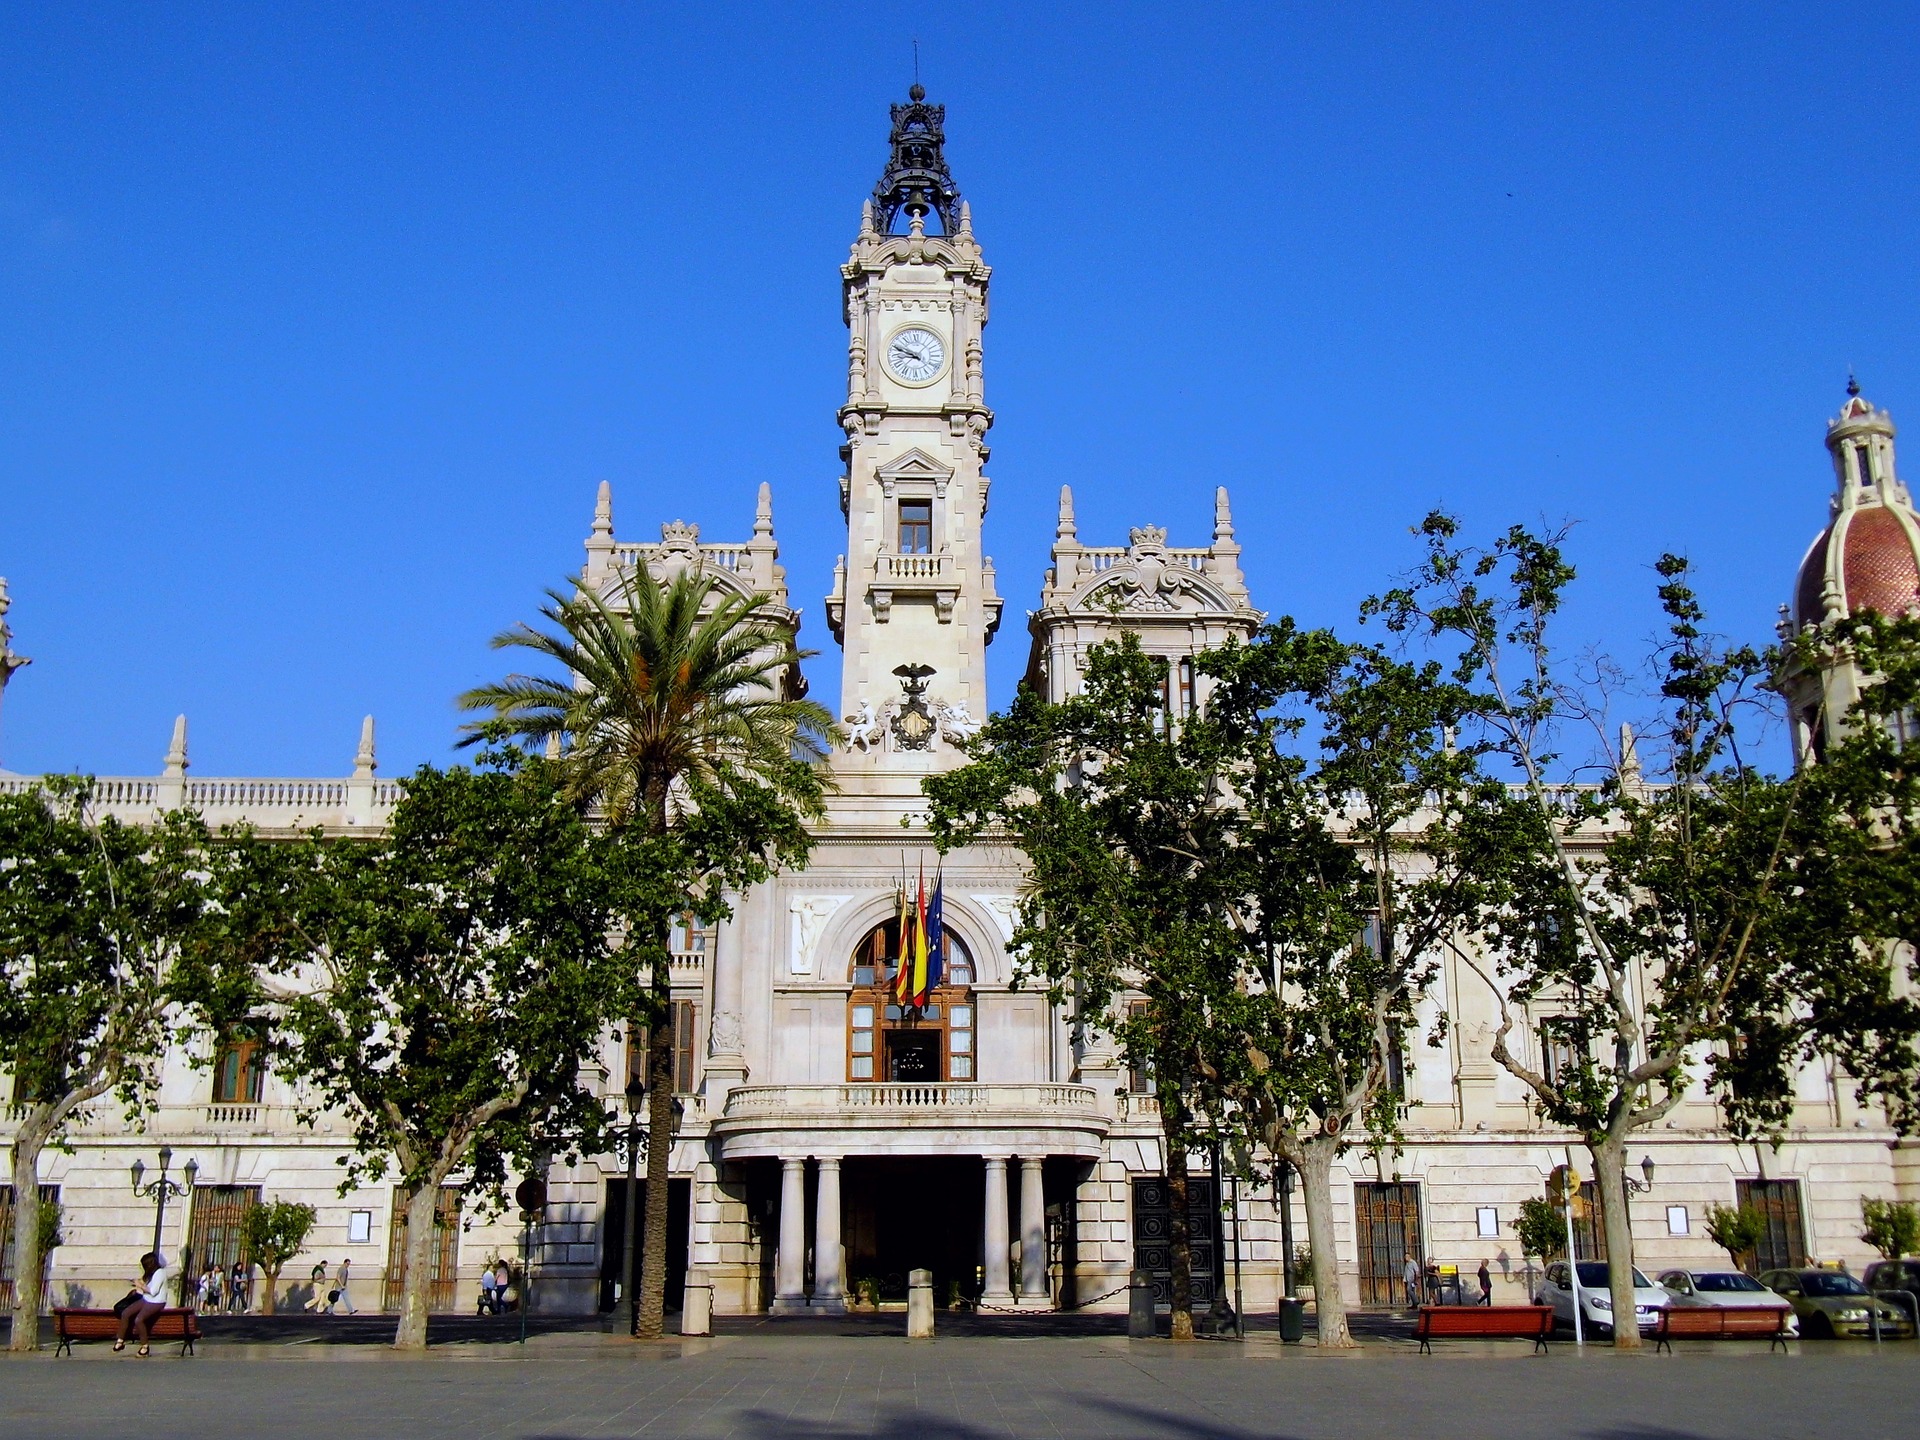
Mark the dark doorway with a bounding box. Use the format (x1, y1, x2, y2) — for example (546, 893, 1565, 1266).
(885, 1030, 940, 1081)
(600, 1178, 690, 1314)
(1131, 1176, 1218, 1312)
(1354, 1180, 1423, 1306)
(843, 1157, 983, 1303)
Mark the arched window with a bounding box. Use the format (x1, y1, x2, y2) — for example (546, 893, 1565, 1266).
(847, 918, 976, 1082)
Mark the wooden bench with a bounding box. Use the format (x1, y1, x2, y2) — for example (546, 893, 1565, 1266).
(53, 1307, 201, 1357)
(1414, 1304, 1555, 1353)
(1652, 1304, 1791, 1353)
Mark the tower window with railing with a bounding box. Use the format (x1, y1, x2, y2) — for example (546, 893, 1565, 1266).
(898, 499, 932, 554)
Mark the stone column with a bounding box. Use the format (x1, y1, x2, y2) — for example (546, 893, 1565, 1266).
(981, 1156, 1013, 1304)
(811, 1156, 845, 1311)
(1018, 1157, 1049, 1303)
(771, 1156, 808, 1313)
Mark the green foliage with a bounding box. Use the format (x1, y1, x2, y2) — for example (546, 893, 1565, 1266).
(1702, 1203, 1767, 1269)
(239, 1198, 318, 1313)
(1860, 1197, 1920, 1259)
(1514, 1197, 1565, 1262)
(0, 779, 259, 1349)
(36, 1197, 62, 1254)
(259, 758, 635, 1204)
(240, 1198, 317, 1271)
(1369, 513, 1920, 1341)
(457, 568, 834, 1343)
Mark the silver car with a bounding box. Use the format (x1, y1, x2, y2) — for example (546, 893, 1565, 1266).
(1655, 1269, 1800, 1336)
(1535, 1260, 1669, 1336)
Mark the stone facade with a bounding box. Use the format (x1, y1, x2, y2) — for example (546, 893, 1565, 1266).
(3, 92, 1917, 1323)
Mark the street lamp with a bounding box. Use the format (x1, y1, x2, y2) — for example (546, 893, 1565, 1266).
(1624, 1155, 1656, 1194)
(130, 1145, 197, 1258)
(622, 1074, 645, 1338)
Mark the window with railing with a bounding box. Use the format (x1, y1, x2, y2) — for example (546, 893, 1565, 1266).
(670, 913, 710, 963)
(212, 1026, 266, 1106)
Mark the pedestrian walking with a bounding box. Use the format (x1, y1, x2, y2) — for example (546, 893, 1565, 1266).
(1402, 1255, 1421, 1310)
(1478, 1259, 1493, 1305)
(333, 1258, 356, 1315)
(229, 1259, 250, 1313)
(114, 1251, 171, 1355)
(479, 1264, 499, 1315)
(304, 1260, 329, 1312)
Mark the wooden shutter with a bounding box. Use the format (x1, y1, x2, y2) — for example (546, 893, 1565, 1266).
(1736, 1179, 1807, 1271)
(675, 1000, 697, 1094)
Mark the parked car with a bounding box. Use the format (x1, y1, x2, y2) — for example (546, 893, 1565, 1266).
(1862, 1259, 1920, 1323)
(1654, 1270, 1799, 1335)
(1756, 1268, 1915, 1339)
(1535, 1260, 1669, 1337)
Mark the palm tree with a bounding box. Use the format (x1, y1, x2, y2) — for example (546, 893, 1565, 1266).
(459, 566, 836, 1339)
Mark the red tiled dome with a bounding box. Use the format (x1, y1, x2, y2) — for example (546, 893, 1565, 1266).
(1793, 503, 1920, 627)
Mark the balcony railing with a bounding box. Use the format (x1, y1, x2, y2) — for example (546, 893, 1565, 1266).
(722, 1082, 1099, 1116)
(873, 552, 953, 583)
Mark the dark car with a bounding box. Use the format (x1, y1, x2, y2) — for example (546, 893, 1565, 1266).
(1757, 1268, 1915, 1339)
(1862, 1259, 1920, 1323)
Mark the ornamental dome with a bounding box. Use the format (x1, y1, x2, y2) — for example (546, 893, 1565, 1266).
(1791, 386, 1920, 628)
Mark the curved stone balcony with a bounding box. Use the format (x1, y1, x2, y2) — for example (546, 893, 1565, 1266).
(710, 1082, 1109, 1160)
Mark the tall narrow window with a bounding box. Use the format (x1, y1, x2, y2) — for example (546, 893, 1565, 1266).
(898, 499, 932, 554)
(1857, 444, 1875, 489)
(1540, 1019, 1586, 1088)
(1126, 999, 1154, 1094)
(1177, 657, 1196, 716)
(212, 1026, 265, 1105)
(626, 1002, 700, 1095)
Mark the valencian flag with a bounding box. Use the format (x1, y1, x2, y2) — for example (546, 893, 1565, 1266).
(893, 869, 914, 1005)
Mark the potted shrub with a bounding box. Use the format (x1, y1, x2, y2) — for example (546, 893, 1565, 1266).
(1292, 1244, 1315, 1303)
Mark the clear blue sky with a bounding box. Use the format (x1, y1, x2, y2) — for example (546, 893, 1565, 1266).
(3, 3, 1916, 777)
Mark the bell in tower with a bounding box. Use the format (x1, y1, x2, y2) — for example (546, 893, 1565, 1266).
(827, 91, 1001, 764)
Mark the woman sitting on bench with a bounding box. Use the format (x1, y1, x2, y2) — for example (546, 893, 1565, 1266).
(116, 1252, 171, 1356)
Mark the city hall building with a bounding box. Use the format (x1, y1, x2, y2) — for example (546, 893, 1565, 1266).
(3, 92, 1916, 1322)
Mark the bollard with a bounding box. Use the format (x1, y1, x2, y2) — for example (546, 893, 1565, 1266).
(1128, 1268, 1155, 1338)
(907, 1268, 935, 1339)
(680, 1268, 713, 1337)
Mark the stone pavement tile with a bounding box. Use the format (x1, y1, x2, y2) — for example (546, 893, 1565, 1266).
(4, 1337, 1918, 1440)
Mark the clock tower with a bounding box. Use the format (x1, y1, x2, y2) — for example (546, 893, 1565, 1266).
(825, 88, 1002, 762)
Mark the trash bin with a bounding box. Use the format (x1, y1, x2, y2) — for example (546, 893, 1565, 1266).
(1278, 1297, 1306, 1343)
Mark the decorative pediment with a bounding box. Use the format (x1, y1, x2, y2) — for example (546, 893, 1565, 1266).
(874, 448, 955, 498)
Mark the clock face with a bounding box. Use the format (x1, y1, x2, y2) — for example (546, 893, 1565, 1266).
(886, 327, 946, 383)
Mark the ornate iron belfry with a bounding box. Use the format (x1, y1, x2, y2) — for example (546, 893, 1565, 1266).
(870, 84, 962, 234)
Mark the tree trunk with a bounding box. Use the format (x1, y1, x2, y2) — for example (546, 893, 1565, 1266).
(1588, 1130, 1640, 1351)
(392, 1178, 445, 1350)
(1162, 1091, 1193, 1341)
(260, 1262, 280, 1315)
(6, 1118, 51, 1353)
(1297, 1136, 1354, 1349)
(635, 980, 676, 1340)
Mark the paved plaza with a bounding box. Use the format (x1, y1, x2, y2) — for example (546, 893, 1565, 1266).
(3, 1332, 1916, 1440)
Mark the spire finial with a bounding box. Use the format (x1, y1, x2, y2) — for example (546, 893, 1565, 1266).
(1213, 486, 1236, 542)
(163, 714, 189, 778)
(353, 715, 377, 779)
(871, 85, 961, 234)
(1056, 485, 1077, 542)
(592, 480, 613, 538)
(1619, 722, 1643, 788)
(754, 481, 775, 538)
(1848, 368, 1861, 398)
